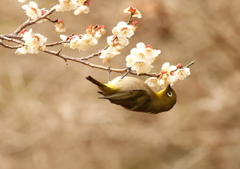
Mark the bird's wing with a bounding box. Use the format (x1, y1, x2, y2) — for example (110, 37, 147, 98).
(100, 90, 150, 110)
(99, 90, 147, 100)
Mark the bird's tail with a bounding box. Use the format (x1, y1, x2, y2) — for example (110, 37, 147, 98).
(86, 76, 106, 88)
(86, 76, 113, 95)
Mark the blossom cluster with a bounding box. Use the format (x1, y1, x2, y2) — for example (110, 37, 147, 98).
(126, 42, 161, 74)
(54, 0, 90, 15)
(99, 7, 141, 63)
(145, 62, 191, 89)
(13, 2, 192, 89)
(60, 25, 106, 51)
(22, 1, 48, 22)
(15, 29, 47, 55)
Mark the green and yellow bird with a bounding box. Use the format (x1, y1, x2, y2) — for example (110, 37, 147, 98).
(86, 76, 177, 114)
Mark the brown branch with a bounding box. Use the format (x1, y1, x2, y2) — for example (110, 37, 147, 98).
(0, 36, 24, 45)
(43, 49, 165, 76)
(43, 49, 127, 73)
(45, 17, 58, 23)
(45, 48, 168, 77)
(0, 41, 21, 49)
(0, 34, 195, 77)
(0, 35, 194, 77)
(5, 34, 22, 40)
(80, 51, 102, 60)
(13, 8, 56, 35)
(45, 41, 69, 47)
(43, 48, 159, 76)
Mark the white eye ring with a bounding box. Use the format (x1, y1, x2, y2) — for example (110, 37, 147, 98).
(167, 91, 172, 97)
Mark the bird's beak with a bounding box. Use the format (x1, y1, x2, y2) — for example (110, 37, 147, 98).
(161, 84, 171, 93)
(167, 84, 171, 90)
(166, 84, 173, 93)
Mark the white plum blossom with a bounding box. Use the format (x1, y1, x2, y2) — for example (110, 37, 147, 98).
(130, 60, 154, 75)
(161, 62, 177, 74)
(74, 5, 90, 15)
(54, 0, 90, 15)
(144, 77, 160, 88)
(124, 7, 142, 18)
(117, 34, 129, 47)
(20, 28, 32, 37)
(22, 1, 42, 20)
(126, 42, 161, 74)
(94, 26, 107, 40)
(60, 35, 68, 41)
(16, 29, 47, 55)
(25, 33, 46, 48)
(55, 20, 66, 33)
(158, 62, 177, 88)
(15, 46, 29, 55)
(69, 35, 80, 49)
(134, 42, 161, 63)
(174, 67, 191, 80)
(126, 58, 149, 75)
(145, 62, 191, 89)
(22, 1, 48, 23)
(107, 35, 129, 48)
(112, 21, 135, 38)
(92, 25, 106, 39)
(100, 35, 130, 63)
(77, 34, 98, 51)
(54, 0, 79, 12)
(99, 46, 121, 63)
(18, 0, 26, 2)
(60, 34, 70, 48)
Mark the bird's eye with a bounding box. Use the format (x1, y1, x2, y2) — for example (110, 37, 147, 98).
(167, 91, 172, 97)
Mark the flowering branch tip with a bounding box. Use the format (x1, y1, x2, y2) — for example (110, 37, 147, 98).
(0, 3, 193, 90)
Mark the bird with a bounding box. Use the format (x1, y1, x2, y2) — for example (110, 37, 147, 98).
(86, 76, 177, 114)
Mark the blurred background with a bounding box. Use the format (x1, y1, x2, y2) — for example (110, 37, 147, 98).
(0, 0, 240, 168)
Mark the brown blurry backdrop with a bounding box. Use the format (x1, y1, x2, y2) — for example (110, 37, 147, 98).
(0, 0, 240, 169)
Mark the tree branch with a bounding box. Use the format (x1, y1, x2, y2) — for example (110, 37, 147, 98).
(44, 48, 127, 73)
(0, 35, 24, 45)
(13, 8, 56, 35)
(45, 41, 69, 47)
(0, 41, 21, 49)
(0, 3, 195, 80)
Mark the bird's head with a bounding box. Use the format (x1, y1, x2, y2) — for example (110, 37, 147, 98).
(157, 85, 177, 112)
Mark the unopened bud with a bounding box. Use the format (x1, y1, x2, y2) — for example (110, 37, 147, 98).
(177, 63, 183, 69)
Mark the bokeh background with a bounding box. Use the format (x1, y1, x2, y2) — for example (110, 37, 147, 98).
(0, 0, 240, 169)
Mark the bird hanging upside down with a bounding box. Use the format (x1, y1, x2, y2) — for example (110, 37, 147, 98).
(86, 76, 177, 114)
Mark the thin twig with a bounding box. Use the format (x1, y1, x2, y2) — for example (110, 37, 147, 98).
(45, 41, 69, 47)
(0, 36, 25, 45)
(185, 61, 195, 68)
(80, 52, 102, 60)
(121, 67, 131, 79)
(44, 49, 128, 73)
(13, 8, 56, 35)
(43, 48, 161, 77)
(127, 14, 133, 24)
(0, 41, 21, 49)
(45, 17, 58, 23)
(5, 34, 22, 39)
(107, 66, 111, 81)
